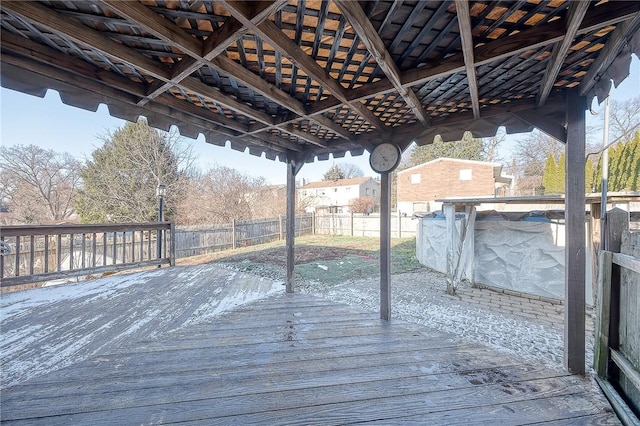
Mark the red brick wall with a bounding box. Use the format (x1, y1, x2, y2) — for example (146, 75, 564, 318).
(398, 159, 496, 202)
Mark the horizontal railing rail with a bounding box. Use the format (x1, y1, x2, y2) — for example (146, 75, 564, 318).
(0, 222, 174, 288)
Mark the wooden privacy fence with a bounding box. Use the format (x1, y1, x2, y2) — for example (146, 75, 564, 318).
(174, 214, 314, 258)
(594, 210, 640, 424)
(0, 222, 174, 287)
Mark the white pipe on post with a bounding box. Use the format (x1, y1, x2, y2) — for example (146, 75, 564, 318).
(601, 97, 610, 250)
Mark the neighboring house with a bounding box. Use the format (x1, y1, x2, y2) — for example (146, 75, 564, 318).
(298, 177, 380, 213)
(397, 158, 513, 214)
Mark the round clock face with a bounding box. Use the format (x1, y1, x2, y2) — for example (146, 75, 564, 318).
(369, 143, 401, 173)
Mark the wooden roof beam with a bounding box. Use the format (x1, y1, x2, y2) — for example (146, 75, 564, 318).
(1, 30, 304, 154)
(335, 0, 430, 128)
(537, 1, 590, 107)
(1, 29, 294, 147)
(101, 0, 202, 58)
(512, 110, 567, 143)
(219, 0, 389, 133)
(0, 29, 147, 99)
(388, 96, 567, 144)
(0, 51, 271, 149)
(454, 0, 480, 119)
(208, 55, 353, 141)
(102, 0, 287, 106)
(1, 1, 172, 81)
(103, 0, 353, 142)
(579, 12, 640, 97)
(102, 0, 342, 144)
(309, 0, 640, 115)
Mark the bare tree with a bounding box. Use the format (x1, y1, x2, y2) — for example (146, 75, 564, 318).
(350, 197, 375, 214)
(0, 145, 82, 224)
(338, 163, 364, 178)
(609, 95, 640, 141)
(176, 165, 265, 225)
(482, 130, 505, 163)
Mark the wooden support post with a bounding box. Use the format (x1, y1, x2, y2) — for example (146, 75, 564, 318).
(380, 172, 391, 320)
(564, 89, 587, 374)
(169, 222, 176, 267)
(286, 153, 303, 294)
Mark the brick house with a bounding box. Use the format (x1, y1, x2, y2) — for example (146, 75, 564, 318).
(298, 177, 380, 213)
(397, 158, 512, 214)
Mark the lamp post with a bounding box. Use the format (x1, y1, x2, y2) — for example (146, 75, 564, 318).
(156, 183, 166, 261)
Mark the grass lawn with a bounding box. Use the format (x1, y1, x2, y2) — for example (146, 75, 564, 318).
(177, 235, 425, 284)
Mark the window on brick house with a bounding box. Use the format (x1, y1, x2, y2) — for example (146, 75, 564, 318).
(459, 169, 472, 180)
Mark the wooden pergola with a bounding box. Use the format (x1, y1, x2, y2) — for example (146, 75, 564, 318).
(2, 0, 639, 374)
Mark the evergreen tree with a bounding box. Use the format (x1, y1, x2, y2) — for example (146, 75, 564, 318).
(75, 120, 189, 223)
(541, 154, 558, 194)
(585, 158, 595, 193)
(630, 132, 640, 190)
(592, 131, 640, 192)
(407, 132, 485, 167)
(557, 152, 566, 194)
(322, 164, 345, 181)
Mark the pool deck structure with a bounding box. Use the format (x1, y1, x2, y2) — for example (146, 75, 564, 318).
(0, 265, 619, 425)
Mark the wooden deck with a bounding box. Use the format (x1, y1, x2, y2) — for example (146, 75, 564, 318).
(1, 270, 620, 424)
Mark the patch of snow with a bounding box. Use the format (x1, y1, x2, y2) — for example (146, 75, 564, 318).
(317, 264, 328, 271)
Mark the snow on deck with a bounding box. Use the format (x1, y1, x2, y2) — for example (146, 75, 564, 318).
(1, 264, 284, 387)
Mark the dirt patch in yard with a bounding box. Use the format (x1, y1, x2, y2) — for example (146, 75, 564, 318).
(210, 244, 371, 267)
(177, 236, 423, 284)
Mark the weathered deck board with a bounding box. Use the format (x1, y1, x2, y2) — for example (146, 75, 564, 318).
(1, 270, 619, 425)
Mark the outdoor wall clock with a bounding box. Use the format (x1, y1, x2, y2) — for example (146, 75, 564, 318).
(369, 142, 402, 173)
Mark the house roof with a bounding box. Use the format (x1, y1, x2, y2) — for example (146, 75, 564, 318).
(398, 157, 502, 175)
(299, 176, 375, 189)
(1, 1, 639, 163)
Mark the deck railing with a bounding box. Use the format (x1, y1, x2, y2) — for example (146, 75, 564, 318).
(594, 209, 640, 424)
(0, 222, 175, 287)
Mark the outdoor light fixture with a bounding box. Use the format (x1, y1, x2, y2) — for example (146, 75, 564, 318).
(156, 183, 167, 262)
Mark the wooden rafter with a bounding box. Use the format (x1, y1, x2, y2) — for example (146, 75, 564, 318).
(219, 0, 388, 133)
(1, 0, 638, 161)
(454, 0, 480, 119)
(310, 0, 639, 115)
(0, 28, 315, 154)
(101, 0, 341, 149)
(1, 1, 172, 80)
(335, 0, 430, 128)
(537, 1, 590, 107)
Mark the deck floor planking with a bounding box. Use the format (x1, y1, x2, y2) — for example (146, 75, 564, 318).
(1, 272, 619, 425)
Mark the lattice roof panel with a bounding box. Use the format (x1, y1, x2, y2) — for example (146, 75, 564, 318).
(1, 0, 639, 162)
